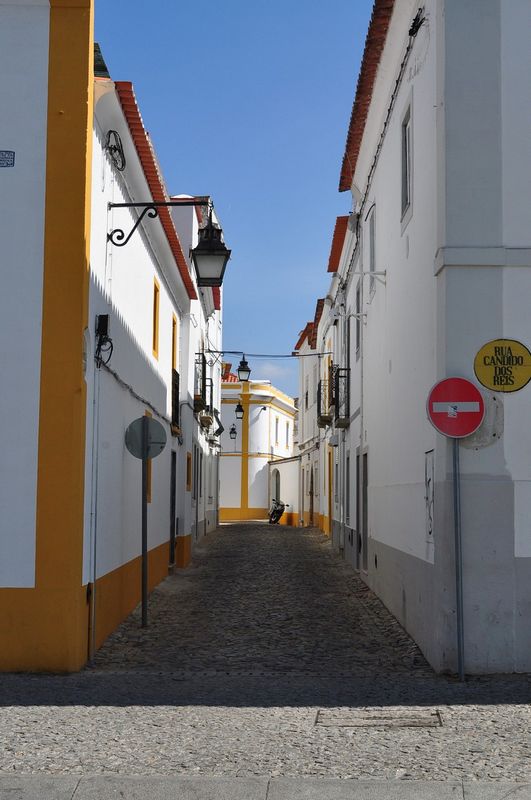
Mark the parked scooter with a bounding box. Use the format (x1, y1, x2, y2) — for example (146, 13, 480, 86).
(268, 498, 289, 524)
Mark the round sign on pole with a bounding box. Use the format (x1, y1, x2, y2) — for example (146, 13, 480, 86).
(125, 416, 167, 459)
(474, 338, 531, 393)
(427, 377, 485, 439)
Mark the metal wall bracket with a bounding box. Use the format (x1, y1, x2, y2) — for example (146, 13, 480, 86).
(107, 198, 210, 248)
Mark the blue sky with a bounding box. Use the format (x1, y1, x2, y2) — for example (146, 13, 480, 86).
(95, 0, 373, 396)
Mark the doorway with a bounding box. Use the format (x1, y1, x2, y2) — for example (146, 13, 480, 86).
(169, 451, 177, 566)
(362, 452, 368, 572)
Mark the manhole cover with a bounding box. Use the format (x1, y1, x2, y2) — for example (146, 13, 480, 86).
(315, 708, 443, 728)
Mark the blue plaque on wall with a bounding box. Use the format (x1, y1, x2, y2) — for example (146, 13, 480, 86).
(0, 151, 15, 168)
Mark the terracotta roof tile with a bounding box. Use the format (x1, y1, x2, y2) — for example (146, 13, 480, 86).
(310, 299, 325, 349)
(339, 0, 396, 192)
(114, 82, 197, 300)
(294, 322, 313, 352)
(327, 216, 349, 272)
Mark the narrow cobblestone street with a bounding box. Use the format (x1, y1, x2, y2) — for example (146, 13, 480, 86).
(1, 524, 531, 781)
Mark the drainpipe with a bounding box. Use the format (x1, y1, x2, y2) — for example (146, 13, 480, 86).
(88, 361, 101, 663)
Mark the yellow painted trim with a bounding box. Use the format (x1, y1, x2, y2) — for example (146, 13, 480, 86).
(176, 534, 192, 568)
(221, 451, 275, 459)
(240, 382, 250, 510)
(220, 507, 269, 521)
(279, 512, 298, 527)
(152, 278, 160, 359)
(0, 0, 94, 672)
(94, 539, 170, 650)
(250, 384, 295, 404)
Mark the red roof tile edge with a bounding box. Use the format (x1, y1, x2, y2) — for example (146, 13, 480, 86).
(114, 82, 198, 300)
(310, 299, 325, 349)
(327, 216, 349, 272)
(339, 0, 396, 192)
(294, 322, 313, 352)
(212, 286, 221, 310)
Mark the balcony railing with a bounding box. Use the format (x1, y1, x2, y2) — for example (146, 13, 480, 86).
(317, 379, 333, 428)
(334, 367, 350, 428)
(199, 378, 214, 428)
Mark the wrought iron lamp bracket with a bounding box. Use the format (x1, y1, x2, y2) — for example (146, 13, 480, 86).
(107, 204, 159, 247)
(107, 198, 211, 248)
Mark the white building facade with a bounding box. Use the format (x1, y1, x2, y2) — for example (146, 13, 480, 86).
(0, 6, 227, 671)
(296, 0, 531, 674)
(220, 375, 297, 524)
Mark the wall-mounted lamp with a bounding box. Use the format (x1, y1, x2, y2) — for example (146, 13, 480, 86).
(229, 424, 237, 440)
(235, 402, 244, 420)
(237, 356, 251, 382)
(107, 197, 231, 288)
(190, 210, 231, 287)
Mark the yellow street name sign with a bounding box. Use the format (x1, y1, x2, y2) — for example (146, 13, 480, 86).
(474, 339, 531, 392)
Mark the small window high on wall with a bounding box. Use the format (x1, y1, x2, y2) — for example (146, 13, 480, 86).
(401, 106, 412, 218)
(152, 278, 160, 358)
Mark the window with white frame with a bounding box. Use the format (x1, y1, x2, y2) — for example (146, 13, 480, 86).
(368, 207, 376, 296)
(401, 106, 412, 217)
(355, 281, 361, 358)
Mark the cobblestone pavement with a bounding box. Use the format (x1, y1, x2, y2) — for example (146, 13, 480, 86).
(1, 524, 531, 781)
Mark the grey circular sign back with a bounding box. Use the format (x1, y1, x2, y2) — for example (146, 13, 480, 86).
(125, 417, 167, 460)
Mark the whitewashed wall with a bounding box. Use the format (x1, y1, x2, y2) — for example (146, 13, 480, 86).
(84, 83, 223, 582)
(0, 1, 50, 587)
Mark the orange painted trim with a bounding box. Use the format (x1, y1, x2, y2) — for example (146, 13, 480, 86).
(176, 534, 192, 568)
(93, 540, 170, 650)
(279, 512, 299, 527)
(0, 0, 96, 674)
(220, 507, 269, 522)
(0, 585, 89, 672)
(240, 383, 250, 510)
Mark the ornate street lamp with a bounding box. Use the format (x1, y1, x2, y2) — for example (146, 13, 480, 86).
(107, 198, 231, 288)
(190, 212, 231, 288)
(237, 356, 251, 382)
(235, 402, 244, 420)
(229, 424, 237, 440)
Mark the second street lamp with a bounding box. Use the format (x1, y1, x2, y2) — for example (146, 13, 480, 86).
(235, 402, 244, 420)
(190, 211, 231, 288)
(229, 424, 237, 440)
(237, 356, 251, 382)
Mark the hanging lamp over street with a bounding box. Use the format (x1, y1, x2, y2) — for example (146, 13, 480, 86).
(190, 210, 231, 287)
(229, 424, 237, 440)
(237, 356, 251, 382)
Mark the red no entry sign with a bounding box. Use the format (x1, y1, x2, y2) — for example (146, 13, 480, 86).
(427, 377, 485, 438)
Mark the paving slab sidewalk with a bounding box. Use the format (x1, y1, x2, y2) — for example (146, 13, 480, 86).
(1, 776, 531, 800)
